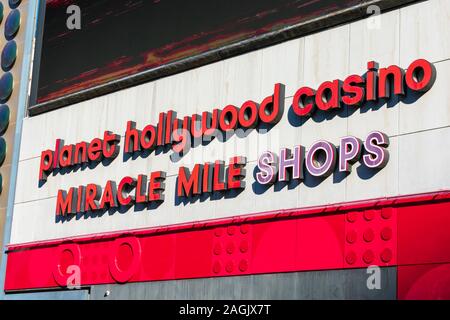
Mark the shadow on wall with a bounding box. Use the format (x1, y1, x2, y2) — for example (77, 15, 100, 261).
(287, 73, 426, 128)
(55, 197, 163, 223)
(174, 175, 245, 207)
(254, 82, 427, 196)
(39, 155, 116, 189)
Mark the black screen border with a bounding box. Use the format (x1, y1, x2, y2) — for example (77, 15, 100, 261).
(28, 0, 421, 116)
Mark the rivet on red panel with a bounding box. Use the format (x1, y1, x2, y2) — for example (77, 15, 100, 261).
(363, 250, 375, 264)
(239, 260, 248, 272)
(381, 207, 392, 220)
(364, 210, 375, 221)
(363, 228, 375, 243)
(380, 248, 393, 263)
(240, 224, 250, 234)
(226, 242, 235, 254)
(240, 240, 249, 253)
(225, 261, 234, 273)
(346, 212, 358, 223)
(346, 251, 357, 265)
(381, 227, 392, 241)
(213, 243, 221, 255)
(346, 230, 357, 244)
(214, 228, 223, 237)
(213, 261, 221, 274)
(227, 226, 236, 236)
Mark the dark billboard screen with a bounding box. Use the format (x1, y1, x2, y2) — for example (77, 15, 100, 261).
(36, 0, 362, 106)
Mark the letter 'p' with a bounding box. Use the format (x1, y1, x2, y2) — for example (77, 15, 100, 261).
(39, 150, 54, 182)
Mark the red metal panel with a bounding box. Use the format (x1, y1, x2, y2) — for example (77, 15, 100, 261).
(296, 214, 345, 271)
(5, 246, 56, 290)
(251, 219, 297, 274)
(398, 201, 450, 265)
(174, 228, 214, 279)
(398, 263, 450, 300)
(4, 191, 450, 292)
(140, 233, 176, 280)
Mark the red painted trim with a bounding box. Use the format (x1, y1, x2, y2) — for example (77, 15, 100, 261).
(4, 190, 450, 293)
(6, 190, 450, 251)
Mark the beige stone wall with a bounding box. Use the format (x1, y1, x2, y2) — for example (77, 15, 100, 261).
(0, 0, 30, 266)
(10, 0, 450, 244)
